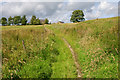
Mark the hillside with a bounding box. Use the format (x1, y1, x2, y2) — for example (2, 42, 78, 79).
(2, 17, 118, 78)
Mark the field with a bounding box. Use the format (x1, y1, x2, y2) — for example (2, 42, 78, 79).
(2, 17, 118, 78)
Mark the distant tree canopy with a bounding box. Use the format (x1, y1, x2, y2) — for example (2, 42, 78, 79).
(21, 15, 27, 25)
(13, 16, 21, 25)
(8, 16, 13, 25)
(31, 15, 36, 25)
(0, 15, 50, 26)
(31, 15, 41, 25)
(34, 18, 41, 25)
(70, 10, 85, 23)
(44, 18, 49, 24)
(0, 17, 7, 26)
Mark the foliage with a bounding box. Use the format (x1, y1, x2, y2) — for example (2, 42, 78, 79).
(0, 17, 7, 26)
(70, 10, 85, 23)
(44, 18, 49, 24)
(33, 18, 41, 25)
(30, 15, 36, 25)
(13, 16, 21, 25)
(8, 16, 13, 25)
(21, 15, 27, 25)
(1, 15, 49, 26)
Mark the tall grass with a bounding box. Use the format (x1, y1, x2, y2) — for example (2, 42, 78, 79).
(2, 17, 118, 78)
(47, 17, 118, 78)
(2, 26, 76, 78)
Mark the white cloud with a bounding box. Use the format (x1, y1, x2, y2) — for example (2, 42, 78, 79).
(84, 2, 118, 20)
(98, 2, 110, 10)
(2, 0, 65, 2)
(2, 0, 119, 2)
(2, 2, 62, 17)
(65, 2, 95, 11)
(0, 1, 118, 23)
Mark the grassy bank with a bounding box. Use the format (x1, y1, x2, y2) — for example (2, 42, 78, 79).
(2, 17, 118, 78)
(2, 26, 76, 78)
(47, 17, 118, 78)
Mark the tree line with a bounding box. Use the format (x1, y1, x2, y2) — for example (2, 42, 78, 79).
(0, 10, 85, 26)
(0, 15, 49, 26)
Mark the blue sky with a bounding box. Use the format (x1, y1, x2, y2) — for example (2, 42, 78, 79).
(0, 0, 119, 23)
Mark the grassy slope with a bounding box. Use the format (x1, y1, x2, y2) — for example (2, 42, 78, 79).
(47, 17, 118, 78)
(2, 25, 76, 78)
(2, 17, 118, 78)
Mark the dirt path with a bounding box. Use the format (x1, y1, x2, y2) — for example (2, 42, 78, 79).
(44, 27, 82, 78)
(63, 38, 82, 78)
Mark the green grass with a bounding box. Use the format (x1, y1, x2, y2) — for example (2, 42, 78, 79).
(51, 37, 77, 78)
(47, 17, 118, 78)
(2, 25, 76, 78)
(2, 17, 118, 78)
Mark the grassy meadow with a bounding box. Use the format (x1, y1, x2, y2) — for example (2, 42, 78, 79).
(2, 17, 118, 78)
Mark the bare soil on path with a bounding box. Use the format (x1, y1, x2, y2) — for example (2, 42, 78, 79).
(44, 27, 82, 78)
(62, 38, 82, 78)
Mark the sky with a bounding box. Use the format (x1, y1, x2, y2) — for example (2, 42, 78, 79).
(0, 0, 119, 23)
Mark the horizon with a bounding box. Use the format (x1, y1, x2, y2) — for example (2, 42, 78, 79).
(0, 0, 119, 23)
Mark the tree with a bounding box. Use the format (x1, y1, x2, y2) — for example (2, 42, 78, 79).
(31, 15, 36, 25)
(70, 10, 85, 23)
(33, 18, 41, 25)
(44, 18, 49, 24)
(35, 18, 41, 25)
(21, 15, 27, 25)
(0, 17, 7, 26)
(13, 16, 21, 25)
(8, 16, 13, 25)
